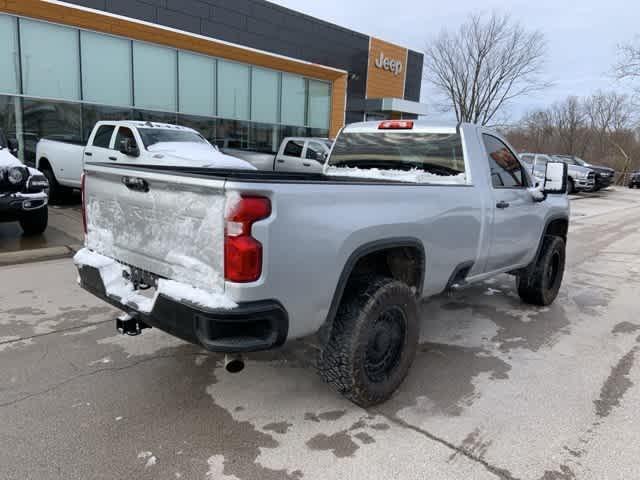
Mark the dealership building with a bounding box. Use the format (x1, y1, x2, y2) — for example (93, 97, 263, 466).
(0, 0, 425, 164)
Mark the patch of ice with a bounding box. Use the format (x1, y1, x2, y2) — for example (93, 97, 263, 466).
(145, 456, 157, 468)
(115, 416, 123, 421)
(325, 165, 467, 184)
(207, 455, 242, 480)
(137, 451, 152, 459)
(89, 357, 112, 366)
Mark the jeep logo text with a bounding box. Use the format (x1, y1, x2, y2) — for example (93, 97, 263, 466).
(374, 52, 403, 76)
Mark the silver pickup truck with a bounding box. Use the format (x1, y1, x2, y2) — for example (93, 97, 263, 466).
(74, 120, 570, 406)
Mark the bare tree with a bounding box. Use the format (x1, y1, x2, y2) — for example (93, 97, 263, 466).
(424, 12, 549, 125)
(551, 96, 589, 156)
(616, 40, 640, 88)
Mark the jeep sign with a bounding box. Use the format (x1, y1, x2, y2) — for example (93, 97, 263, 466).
(374, 52, 403, 76)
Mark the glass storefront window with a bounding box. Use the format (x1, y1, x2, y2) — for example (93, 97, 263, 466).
(20, 19, 81, 101)
(82, 104, 132, 141)
(0, 15, 19, 94)
(308, 80, 331, 130)
(133, 41, 177, 111)
(21, 98, 82, 165)
(281, 74, 306, 127)
(179, 51, 216, 117)
(132, 109, 177, 125)
(177, 114, 216, 145)
(81, 31, 132, 107)
(217, 60, 250, 121)
(248, 122, 281, 154)
(215, 119, 250, 149)
(251, 68, 279, 124)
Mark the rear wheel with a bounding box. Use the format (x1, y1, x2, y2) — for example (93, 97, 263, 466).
(318, 276, 419, 407)
(517, 235, 565, 306)
(19, 206, 48, 236)
(40, 165, 68, 204)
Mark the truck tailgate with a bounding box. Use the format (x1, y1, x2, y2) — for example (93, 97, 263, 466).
(84, 164, 227, 292)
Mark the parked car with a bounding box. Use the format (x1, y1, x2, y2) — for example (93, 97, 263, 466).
(520, 153, 594, 194)
(553, 155, 615, 191)
(74, 120, 569, 407)
(0, 128, 49, 235)
(35, 121, 255, 201)
(629, 171, 640, 188)
(222, 137, 332, 172)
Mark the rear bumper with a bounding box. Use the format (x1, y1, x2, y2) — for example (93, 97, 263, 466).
(77, 264, 288, 353)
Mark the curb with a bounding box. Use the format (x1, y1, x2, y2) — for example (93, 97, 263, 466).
(0, 244, 83, 267)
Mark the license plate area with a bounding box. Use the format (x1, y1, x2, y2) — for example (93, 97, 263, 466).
(123, 266, 160, 290)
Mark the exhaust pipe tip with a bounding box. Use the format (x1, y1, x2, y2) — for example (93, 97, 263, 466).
(224, 354, 245, 374)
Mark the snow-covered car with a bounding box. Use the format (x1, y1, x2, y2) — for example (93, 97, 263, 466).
(0, 128, 49, 235)
(75, 120, 570, 407)
(35, 121, 255, 201)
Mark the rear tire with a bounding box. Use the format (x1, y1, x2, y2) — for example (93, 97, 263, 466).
(517, 235, 565, 306)
(40, 165, 67, 204)
(317, 276, 419, 407)
(19, 206, 48, 236)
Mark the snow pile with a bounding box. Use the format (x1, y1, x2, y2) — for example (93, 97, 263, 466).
(528, 185, 546, 201)
(325, 166, 467, 184)
(74, 248, 237, 312)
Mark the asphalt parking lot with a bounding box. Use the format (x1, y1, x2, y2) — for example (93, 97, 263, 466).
(1, 188, 639, 480)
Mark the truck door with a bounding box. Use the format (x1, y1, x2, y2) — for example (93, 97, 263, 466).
(482, 134, 540, 272)
(275, 139, 305, 172)
(301, 141, 328, 172)
(84, 124, 116, 166)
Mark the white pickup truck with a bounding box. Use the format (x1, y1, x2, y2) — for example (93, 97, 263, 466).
(35, 121, 255, 201)
(222, 137, 332, 172)
(75, 120, 570, 406)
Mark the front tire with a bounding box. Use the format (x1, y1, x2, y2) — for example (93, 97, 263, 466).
(19, 206, 48, 236)
(318, 276, 419, 407)
(517, 235, 566, 306)
(40, 166, 67, 204)
(567, 178, 575, 195)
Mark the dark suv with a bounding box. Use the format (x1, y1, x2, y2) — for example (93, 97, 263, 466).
(629, 171, 640, 189)
(0, 129, 50, 235)
(554, 155, 615, 191)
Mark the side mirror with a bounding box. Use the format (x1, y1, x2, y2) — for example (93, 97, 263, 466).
(119, 138, 139, 157)
(544, 162, 568, 194)
(7, 138, 18, 155)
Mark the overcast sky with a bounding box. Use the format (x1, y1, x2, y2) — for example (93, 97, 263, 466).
(271, 0, 639, 121)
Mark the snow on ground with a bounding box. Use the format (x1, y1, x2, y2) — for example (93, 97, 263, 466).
(325, 166, 467, 184)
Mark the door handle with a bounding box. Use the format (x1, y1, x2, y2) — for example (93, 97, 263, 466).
(84, 152, 92, 157)
(277, 159, 285, 163)
(303, 162, 311, 166)
(496, 200, 510, 209)
(108, 156, 117, 161)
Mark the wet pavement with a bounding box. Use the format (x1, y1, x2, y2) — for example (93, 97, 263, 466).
(0, 201, 82, 253)
(1, 188, 640, 479)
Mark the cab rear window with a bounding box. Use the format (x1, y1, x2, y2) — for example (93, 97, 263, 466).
(328, 132, 465, 177)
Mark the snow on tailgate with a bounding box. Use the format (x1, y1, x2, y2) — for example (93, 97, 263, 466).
(84, 171, 226, 293)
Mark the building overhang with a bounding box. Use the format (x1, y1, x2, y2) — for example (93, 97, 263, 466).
(350, 97, 428, 116)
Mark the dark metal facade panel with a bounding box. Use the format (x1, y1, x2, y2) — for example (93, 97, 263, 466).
(404, 49, 423, 102)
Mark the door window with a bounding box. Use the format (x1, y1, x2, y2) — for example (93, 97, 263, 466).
(283, 140, 304, 157)
(92, 125, 115, 148)
(482, 134, 527, 188)
(305, 141, 327, 163)
(114, 127, 137, 151)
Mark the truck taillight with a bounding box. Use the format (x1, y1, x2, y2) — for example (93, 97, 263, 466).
(81, 172, 87, 236)
(224, 196, 271, 283)
(378, 120, 414, 130)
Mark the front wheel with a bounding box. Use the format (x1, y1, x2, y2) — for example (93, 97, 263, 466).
(318, 276, 419, 407)
(517, 235, 566, 306)
(19, 206, 48, 236)
(567, 178, 575, 195)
